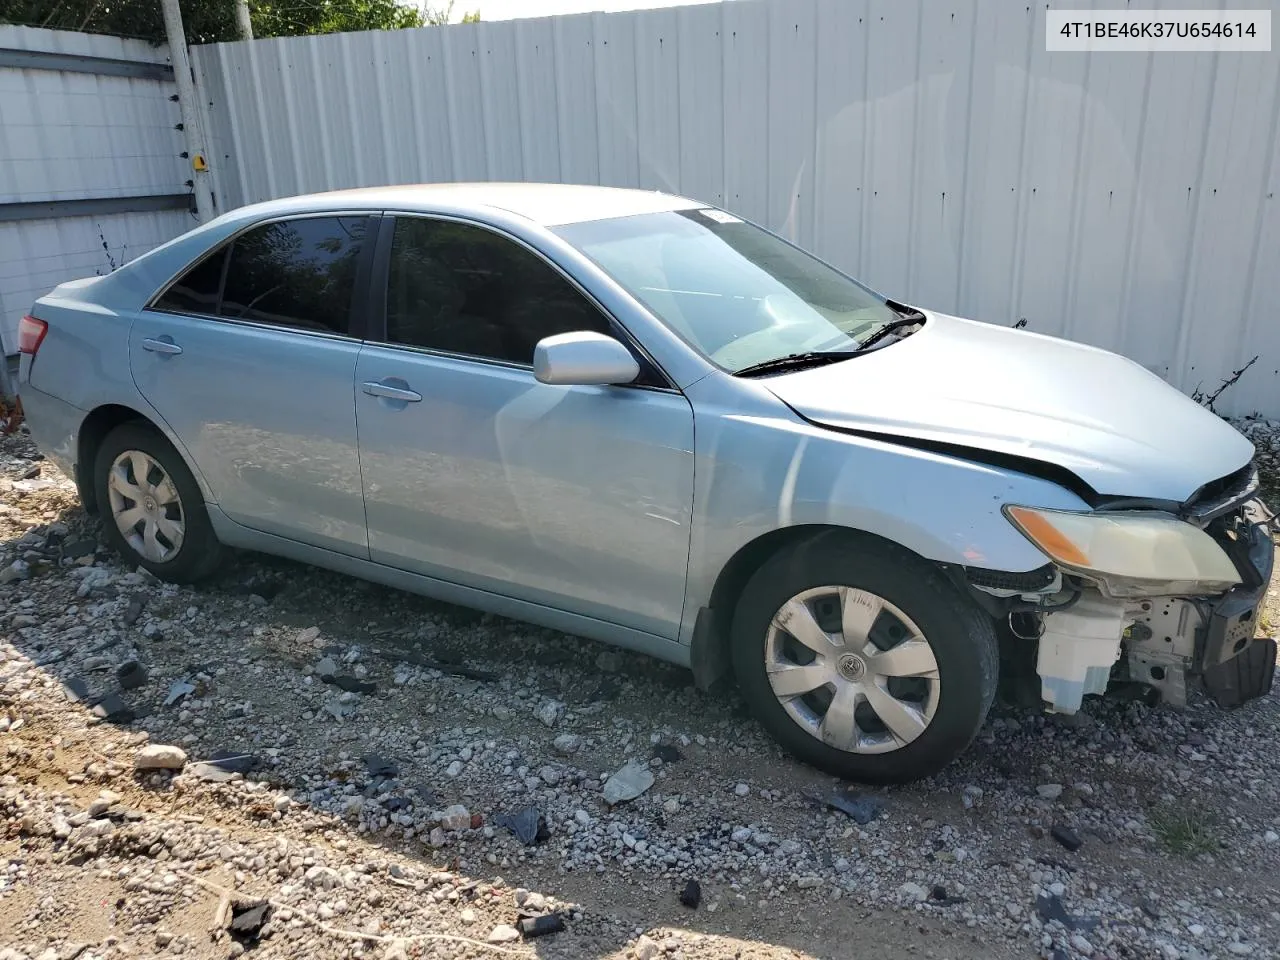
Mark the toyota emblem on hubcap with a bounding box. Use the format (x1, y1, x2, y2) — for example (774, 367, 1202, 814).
(837, 653, 867, 682)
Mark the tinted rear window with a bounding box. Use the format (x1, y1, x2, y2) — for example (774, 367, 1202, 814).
(219, 217, 368, 335)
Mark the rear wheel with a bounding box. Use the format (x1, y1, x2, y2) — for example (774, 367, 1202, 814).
(730, 532, 998, 784)
(93, 422, 222, 583)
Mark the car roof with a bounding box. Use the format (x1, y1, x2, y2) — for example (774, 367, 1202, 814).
(232, 182, 704, 228)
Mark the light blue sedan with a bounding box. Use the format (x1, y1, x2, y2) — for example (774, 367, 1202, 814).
(18, 184, 1274, 783)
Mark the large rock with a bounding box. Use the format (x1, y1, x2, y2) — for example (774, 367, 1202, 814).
(440, 804, 470, 830)
(603, 761, 654, 805)
(189, 762, 238, 783)
(552, 733, 581, 755)
(0, 560, 29, 584)
(303, 865, 343, 889)
(487, 924, 520, 944)
(135, 744, 187, 771)
(88, 790, 121, 817)
(535, 700, 564, 728)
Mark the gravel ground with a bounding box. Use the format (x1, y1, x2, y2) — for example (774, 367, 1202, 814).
(1, 424, 1278, 960)
(1230, 417, 1280, 505)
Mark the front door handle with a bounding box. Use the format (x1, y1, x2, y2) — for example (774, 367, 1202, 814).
(362, 380, 422, 403)
(141, 337, 183, 356)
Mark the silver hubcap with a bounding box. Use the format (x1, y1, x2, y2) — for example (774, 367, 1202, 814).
(107, 450, 185, 564)
(765, 586, 940, 754)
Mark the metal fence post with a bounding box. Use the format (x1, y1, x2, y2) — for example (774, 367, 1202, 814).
(0, 291, 13, 399)
(160, 0, 216, 222)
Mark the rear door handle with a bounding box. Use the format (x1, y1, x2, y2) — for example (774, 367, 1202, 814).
(141, 337, 182, 356)
(362, 380, 422, 403)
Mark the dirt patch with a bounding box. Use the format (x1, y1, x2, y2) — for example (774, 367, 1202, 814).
(0, 430, 1277, 960)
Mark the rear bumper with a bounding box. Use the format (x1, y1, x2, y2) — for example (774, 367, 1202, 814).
(18, 384, 83, 480)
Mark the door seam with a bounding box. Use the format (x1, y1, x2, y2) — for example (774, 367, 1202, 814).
(352, 342, 373, 561)
(125, 312, 217, 504)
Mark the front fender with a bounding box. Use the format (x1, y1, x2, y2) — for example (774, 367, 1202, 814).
(679, 375, 1088, 645)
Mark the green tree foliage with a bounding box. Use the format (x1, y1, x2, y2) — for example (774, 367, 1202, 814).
(423, 0, 478, 26)
(0, 0, 479, 44)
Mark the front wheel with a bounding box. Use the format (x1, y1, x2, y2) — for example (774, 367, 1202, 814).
(93, 421, 223, 583)
(730, 532, 998, 784)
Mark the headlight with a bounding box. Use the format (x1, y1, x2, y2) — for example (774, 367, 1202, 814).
(1003, 505, 1241, 598)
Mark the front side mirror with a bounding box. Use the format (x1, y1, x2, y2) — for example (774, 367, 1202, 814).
(533, 331, 640, 386)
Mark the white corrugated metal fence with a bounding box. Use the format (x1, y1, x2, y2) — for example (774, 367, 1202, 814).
(4, 9, 1278, 416)
(0, 26, 195, 354)
(189, 0, 1280, 417)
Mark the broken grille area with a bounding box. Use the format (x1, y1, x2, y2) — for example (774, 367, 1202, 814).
(965, 564, 1057, 593)
(1183, 462, 1258, 524)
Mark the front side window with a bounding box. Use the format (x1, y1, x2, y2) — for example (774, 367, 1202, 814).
(219, 217, 369, 335)
(385, 217, 612, 364)
(554, 209, 902, 373)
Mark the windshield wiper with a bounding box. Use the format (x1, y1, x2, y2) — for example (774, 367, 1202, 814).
(734, 351, 861, 378)
(855, 313, 924, 351)
(885, 298, 925, 320)
(734, 302, 926, 377)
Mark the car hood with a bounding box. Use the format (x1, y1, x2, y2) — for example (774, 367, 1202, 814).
(761, 311, 1254, 503)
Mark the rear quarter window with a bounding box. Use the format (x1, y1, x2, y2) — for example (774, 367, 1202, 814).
(152, 248, 227, 315)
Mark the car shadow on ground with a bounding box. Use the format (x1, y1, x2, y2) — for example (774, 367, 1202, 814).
(0, 500, 1031, 959)
(4, 492, 1279, 959)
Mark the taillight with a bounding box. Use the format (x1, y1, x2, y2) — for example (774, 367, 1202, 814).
(18, 315, 47, 356)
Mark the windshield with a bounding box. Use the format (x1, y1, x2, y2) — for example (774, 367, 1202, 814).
(554, 209, 902, 372)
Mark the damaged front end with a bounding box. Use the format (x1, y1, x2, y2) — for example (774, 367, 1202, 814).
(970, 469, 1276, 715)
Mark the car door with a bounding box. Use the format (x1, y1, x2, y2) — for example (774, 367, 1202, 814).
(354, 215, 695, 640)
(131, 214, 374, 557)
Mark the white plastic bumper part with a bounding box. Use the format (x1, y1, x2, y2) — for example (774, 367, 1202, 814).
(1036, 595, 1127, 713)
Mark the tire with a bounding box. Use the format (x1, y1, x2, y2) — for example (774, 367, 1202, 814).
(93, 421, 223, 583)
(730, 531, 998, 784)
